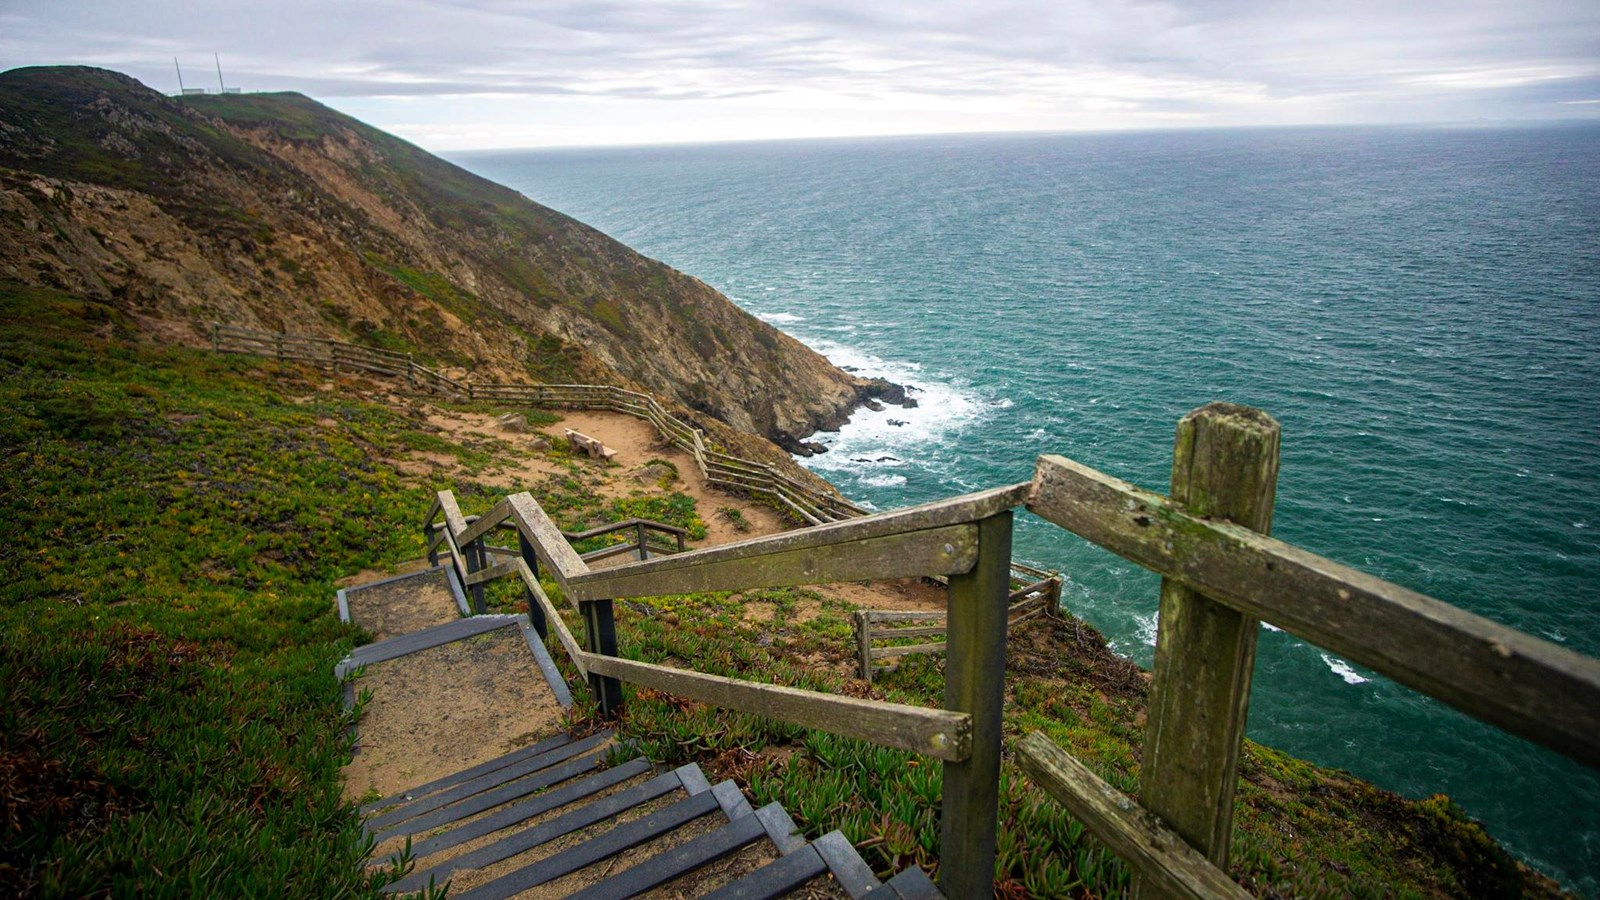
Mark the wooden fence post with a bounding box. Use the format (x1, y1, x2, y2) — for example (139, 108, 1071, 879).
(635, 522, 649, 561)
(940, 510, 1012, 899)
(1136, 403, 1279, 890)
(583, 598, 623, 716)
(519, 531, 546, 639)
(853, 611, 874, 682)
(464, 535, 486, 615)
(425, 523, 439, 568)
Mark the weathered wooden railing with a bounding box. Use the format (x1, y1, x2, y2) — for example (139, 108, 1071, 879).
(413, 399, 1600, 897)
(851, 574, 1062, 680)
(1016, 402, 1600, 897)
(561, 518, 688, 563)
(433, 512, 689, 610)
(422, 482, 1026, 899)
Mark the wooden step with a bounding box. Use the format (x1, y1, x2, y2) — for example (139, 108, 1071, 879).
(564, 804, 772, 900)
(336, 613, 525, 678)
(365, 730, 615, 839)
(701, 829, 881, 900)
(405, 757, 655, 862)
(337, 565, 468, 640)
(447, 783, 727, 899)
(860, 865, 943, 899)
(383, 762, 707, 895)
(359, 732, 572, 815)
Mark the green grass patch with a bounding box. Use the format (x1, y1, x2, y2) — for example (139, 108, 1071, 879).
(0, 283, 452, 896)
(361, 252, 480, 325)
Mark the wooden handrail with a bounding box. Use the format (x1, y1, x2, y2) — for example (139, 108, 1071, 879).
(414, 484, 1007, 900)
(562, 518, 689, 541)
(1028, 453, 1600, 769)
(402, 394, 1600, 896)
(453, 496, 512, 547)
(852, 575, 1062, 680)
(511, 557, 588, 678)
(580, 655, 970, 761)
(506, 493, 590, 597)
(1016, 732, 1250, 900)
(564, 483, 1029, 602)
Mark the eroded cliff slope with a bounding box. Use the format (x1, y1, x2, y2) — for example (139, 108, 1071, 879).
(0, 66, 893, 450)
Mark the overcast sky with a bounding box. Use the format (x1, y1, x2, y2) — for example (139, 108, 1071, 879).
(3, 0, 1597, 150)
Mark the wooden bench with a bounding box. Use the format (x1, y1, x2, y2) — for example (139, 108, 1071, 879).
(564, 428, 617, 462)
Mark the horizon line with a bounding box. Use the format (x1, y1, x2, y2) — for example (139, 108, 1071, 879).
(434, 116, 1600, 156)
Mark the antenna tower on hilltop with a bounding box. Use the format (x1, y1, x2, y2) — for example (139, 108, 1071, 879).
(212, 53, 242, 94)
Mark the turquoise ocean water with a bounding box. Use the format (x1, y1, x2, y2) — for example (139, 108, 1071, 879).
(451, 125, 1600, 891)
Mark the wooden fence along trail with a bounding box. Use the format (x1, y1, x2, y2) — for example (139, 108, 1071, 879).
(217, 325, 1600, 897)
(852, 571, 1061, 681)
(213, 323, 869, 525)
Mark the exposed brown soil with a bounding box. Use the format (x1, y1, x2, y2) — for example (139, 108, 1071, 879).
(1006, 614, 1149, 701)
(342, 626, 566, 802)
(814, 578, 948, 616)
(341, 567, 459, 640)
(417, 406, 793, 547)
(335, 557, 435, 589)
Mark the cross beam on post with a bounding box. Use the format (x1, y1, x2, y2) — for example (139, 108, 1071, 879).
(1136, 403, 1279, 893)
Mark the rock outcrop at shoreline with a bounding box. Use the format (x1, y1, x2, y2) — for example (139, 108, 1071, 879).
(0, 65, 906, 450)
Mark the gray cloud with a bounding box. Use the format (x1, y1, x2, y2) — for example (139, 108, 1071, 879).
(2, 0, 1596, 145)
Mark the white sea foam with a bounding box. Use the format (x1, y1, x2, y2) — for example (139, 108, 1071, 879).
(1135, 611, 1158, 647)
(1321, 654, 1370, 685)
(793, 337, 989, 484)
(860, 473, 908, 488)
(759, 311, 806, 324)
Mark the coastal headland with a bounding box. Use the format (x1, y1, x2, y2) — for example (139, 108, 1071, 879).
(0, 66, 1573, 897)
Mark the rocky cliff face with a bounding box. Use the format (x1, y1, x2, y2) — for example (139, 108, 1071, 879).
(0, 66, 900, 448)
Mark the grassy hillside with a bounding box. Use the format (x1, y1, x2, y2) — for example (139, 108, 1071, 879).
(0, 285, 1560, 897)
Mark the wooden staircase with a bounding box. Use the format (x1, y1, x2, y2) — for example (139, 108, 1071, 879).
(337, 567, 940, 899)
